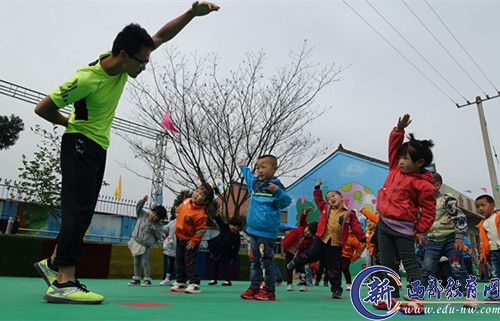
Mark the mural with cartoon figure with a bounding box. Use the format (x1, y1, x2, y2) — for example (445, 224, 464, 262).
(294, 181, 378, 228)
(287, 146, 390, 227)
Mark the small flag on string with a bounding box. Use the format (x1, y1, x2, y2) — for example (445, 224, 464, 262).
(463, 190, 472, 194)
(162, 111, 179, 132)
(480, 187, 488, 193)
(114, 176, 122, 199)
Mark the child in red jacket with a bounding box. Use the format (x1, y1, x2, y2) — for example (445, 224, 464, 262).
(282, 208, 318, 292)
(375, 114, 436, 313)
(287, 179, 366, 299)
(282, 208, 311, 291)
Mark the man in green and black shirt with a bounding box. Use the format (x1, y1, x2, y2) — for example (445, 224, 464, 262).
(33, 1, 219, 304)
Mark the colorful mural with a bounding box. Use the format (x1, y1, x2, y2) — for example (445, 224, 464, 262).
(17, 203, 59, 232)
(339, 182, 377, 213)
(286, 147, 390, 226)
(294, 181, 378, 227)
(1, 199, 138, 242)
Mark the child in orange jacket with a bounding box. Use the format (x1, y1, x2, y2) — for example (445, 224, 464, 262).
(360, 208, 380, 265)
(341, 231, 366, 291)
(170, 183, 214, 294)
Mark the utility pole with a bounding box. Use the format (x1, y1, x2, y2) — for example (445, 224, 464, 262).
(457, 94, 500, 204)
(151, 133, 168, 205)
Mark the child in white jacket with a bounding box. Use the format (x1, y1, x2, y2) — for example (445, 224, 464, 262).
(160, 209, 177, 286)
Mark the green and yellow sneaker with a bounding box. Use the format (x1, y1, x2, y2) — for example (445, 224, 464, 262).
(44, 280, 104, 304)
(34, 259, 58, 286)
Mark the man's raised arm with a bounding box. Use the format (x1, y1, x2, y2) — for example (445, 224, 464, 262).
(152, 1, 219, 50)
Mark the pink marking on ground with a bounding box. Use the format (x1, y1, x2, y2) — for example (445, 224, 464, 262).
(116, 302, 173, 308)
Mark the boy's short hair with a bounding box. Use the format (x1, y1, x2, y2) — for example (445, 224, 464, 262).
(258, 154, 278, 167)
(198, 183, 215, 206)
(475, 194, 495, 205)
(112, 23, 155, 56)
(152, 205, 167, 221)
(433, 172, 443, 184)
(397, 133, 434, 168)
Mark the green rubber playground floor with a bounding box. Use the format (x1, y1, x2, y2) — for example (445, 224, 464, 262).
(1, 277, 499, 321)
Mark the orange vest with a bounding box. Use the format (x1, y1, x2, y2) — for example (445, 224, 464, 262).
(175, 198, 207, 246)
(342, 233, 366, 261)
(366, 229, 376, 256)
(476, 210, 500, 261)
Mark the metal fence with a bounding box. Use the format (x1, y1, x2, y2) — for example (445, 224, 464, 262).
(0, 178, 142, 217)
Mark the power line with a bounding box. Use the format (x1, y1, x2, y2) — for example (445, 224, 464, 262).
(365, 0, 467, 102)
(342, 0, 457, 104)
(0, 79, 160, 140)
(401, 0, 488, 96)
(424, 0, 499, 94)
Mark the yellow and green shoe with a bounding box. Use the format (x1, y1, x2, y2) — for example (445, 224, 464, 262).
(44, 280, 104, 304)
(34, 259, 58, 286)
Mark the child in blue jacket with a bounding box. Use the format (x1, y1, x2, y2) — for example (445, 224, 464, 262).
(238, 155, 291, 301)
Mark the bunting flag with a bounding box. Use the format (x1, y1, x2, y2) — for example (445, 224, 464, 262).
(480, 187, 488, 193)
(114, 176, 122, 199)
(463, 190, 473, 194)
(161, 111, 179, 132)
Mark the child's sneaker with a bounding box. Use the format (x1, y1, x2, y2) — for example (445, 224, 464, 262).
(254, 286, 276, 301)
(346, 284, 352, 291)
(208, 280, 218, 285)
(331, 290, 342, 299)
(141, 279, 152, 287)
(240, 288, 259, 300)
(159, 278, 173, 286)
(286, 284, 293, 291)
(44, 280, 104, 304)
(299, 285, 308, 292)
(185, 283, 201, 294)
(34, 259, 58, 286)
(222, 281, 232, 286)
(170, 282, 187, 292)
(127, 278, 141, 286)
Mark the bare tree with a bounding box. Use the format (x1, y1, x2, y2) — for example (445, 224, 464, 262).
(122, 42, 345, 219)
